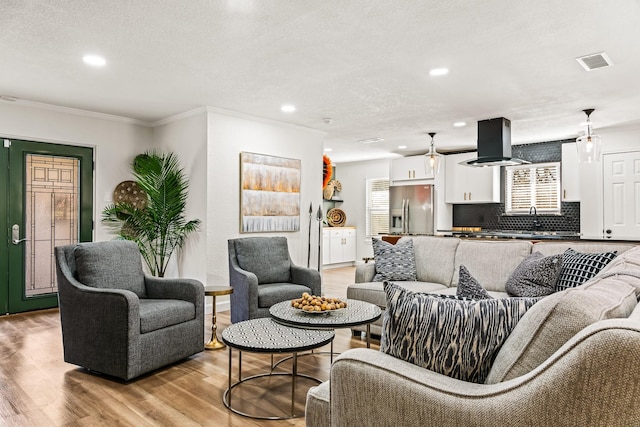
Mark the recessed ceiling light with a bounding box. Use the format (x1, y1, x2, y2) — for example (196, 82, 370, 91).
(398, 145, 407, 149)
(429, 68, 449, 76)
(357, 137, 384, 144)
(281, 104, 296, 113)
(453, 121, 466, 127)
(83, 55, 106, 67)
(324, 148, 333, 152)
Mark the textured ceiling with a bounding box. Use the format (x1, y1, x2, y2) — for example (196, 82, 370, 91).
(1, 0, 639, 163)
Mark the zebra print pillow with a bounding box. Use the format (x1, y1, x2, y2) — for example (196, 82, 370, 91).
(372, 238, 417, 282)
(380, 281, 538, 383)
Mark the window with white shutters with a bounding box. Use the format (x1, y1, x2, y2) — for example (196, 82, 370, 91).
(366, 178, 389, 236)
(505, 162, 561, 214)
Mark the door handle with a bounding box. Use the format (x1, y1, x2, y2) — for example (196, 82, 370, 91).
(12, 224, 27, 245)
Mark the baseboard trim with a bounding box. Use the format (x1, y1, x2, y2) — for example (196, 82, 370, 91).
(205, 300, 230, 315)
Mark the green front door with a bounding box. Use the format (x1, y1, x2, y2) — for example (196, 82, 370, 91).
(1, 139, 93, 314)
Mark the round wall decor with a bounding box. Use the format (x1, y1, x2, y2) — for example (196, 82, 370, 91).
(113, 180, 147, 209)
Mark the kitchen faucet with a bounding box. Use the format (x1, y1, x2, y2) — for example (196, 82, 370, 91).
(529, 206, 542, 230)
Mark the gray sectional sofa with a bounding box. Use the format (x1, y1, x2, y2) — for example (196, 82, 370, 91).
(307, 236, 640, 426)
(348, 236, 637, 336)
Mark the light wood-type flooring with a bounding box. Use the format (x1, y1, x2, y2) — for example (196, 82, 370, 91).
(0, 266, 377, 426)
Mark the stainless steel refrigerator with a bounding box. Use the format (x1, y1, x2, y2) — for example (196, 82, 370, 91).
(389, 184, 434, 235)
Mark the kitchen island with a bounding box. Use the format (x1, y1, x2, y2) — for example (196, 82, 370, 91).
(381, 231, 623, 242)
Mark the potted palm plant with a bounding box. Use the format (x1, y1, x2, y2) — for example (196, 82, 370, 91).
(102, 151, 201, 277)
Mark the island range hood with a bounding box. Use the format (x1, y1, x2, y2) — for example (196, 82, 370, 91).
(461, 117, 529, 167)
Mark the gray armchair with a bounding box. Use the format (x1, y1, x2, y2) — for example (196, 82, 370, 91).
(55, 240, 204, 381)
(228, 236, 321, 323)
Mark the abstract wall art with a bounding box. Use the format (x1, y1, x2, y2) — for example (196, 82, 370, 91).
(240, 152, 301, 232)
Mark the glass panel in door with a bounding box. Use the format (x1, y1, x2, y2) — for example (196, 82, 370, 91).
(24, 154, 80, 296)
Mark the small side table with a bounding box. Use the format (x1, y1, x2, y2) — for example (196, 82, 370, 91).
(222, 318, 334, 419)
(204, 286, 233, 350)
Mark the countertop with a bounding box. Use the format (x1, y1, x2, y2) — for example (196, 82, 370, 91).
(436, 230, 582, 241)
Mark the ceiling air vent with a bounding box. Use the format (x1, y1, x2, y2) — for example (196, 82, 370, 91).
(576, 52, 613, 71)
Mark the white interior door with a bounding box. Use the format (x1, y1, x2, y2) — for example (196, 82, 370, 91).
(603, 151, 640, 240)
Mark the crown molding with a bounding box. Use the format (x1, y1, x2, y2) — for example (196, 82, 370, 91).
(150, 107, 209, 127)
(4, 99, 327, 136)
(7, 99, 152, 126)
(204, 106, 327, 135)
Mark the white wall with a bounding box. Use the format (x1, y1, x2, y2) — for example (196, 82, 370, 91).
(333, 159, 391, 260)
(205, 108, 325, 286)
(0, 101, 152, 242)
(152, 109, 209, 282)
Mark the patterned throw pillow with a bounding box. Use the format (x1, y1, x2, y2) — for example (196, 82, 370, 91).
(457, 265, 493, 299)
(433, 294, 476, 302)
(380, 282, 538, 383)
(505, 252, 563, 297)
(556, 248, 617, 292)
(372, 239, 417, 282)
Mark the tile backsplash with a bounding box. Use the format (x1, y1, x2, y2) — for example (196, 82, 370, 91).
(452, 139, 580, 232)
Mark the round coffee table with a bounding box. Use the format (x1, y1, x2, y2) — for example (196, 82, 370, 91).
(269, 299, 382, 348)
(204, 285, 233, 350)
(221, 318, 334, 420)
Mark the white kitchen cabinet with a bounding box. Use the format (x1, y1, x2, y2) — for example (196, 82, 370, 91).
(322, 228, 331, 265)
(445, 152, 501, 203)
(390, 155, 433, 184)
(561, 142, 580, 201)
(324, 227, 356, 265)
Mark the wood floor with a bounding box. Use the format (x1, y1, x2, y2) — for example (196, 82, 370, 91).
(0, 266, 376, 426)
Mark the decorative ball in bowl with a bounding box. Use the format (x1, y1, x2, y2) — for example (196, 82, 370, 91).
(291, 292, 347, 313)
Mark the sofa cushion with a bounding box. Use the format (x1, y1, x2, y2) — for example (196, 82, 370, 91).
(486, 278, 637, 384)
(532, 241, 635, 257)
(407, 236, 461, 285)
(74, 240, 146, 297)
(592, 245, 640, 298)
(505, 252, 563, 297)
(555, 248, 617, 292)
(372, 239, 417, 282)
(347, 281, 448, 309)
(380, 282, 537, 383)
(138, 299, 195, 333)
(452, 240, 533, 291)
(234, 237, 291, 284)
(457, 265, 492, 299)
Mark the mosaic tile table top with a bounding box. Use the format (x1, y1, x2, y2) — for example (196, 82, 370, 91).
(270, 299, 382, 329)
(221, 318, 334, 353)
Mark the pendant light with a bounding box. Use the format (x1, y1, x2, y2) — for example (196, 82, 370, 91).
(576, 109, 602, 163)
(424, 132, 442, 176)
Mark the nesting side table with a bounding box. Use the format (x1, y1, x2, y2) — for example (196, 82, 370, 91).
(204, 286, 233, 350)
(222, 318, 334, 419)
